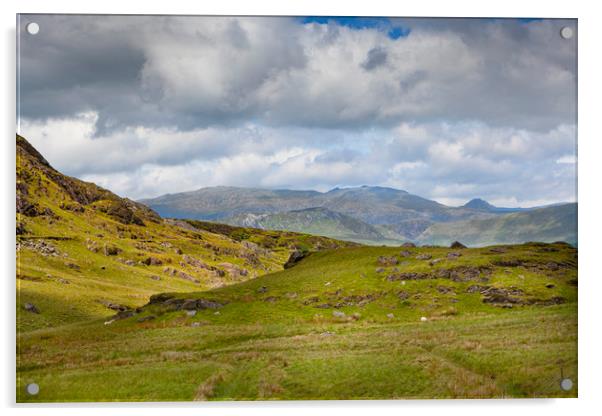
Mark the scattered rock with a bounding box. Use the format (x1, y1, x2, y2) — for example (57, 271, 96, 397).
(65, 262, 80, 270)
(546, 283, 556, 289)
(57, 278, 70, 284)
(149, 275, 161, 281)
(98, 300, 129, 312)
(387, 272, 429, 281)
(437, 285, 455, 294)
(324, 281, 332, 286)
(416, 253, 432, 260)
(315, 303, 332, 309)
(351, 312, 362, 320)
(377, 256, 399, 266)
(186, 310, 197, 317)
(481, 287, 525, 306)
(177, 271, 200, 284)
(420, 316, 428, 322)
(264, 296, 279, 303)
(256, 286, 268, 294)
(24, 303, 40, 314)
(397, 290, 410, 300)
(492, 259, 524, 267)
(176, 298, 223, 311)
(429, 258, 444, 266)
(447, 252, 462, 259)
(399, 250, 412, 257)
(386, 313, 395, 319)
(320, 331, 335, 337)
(332, 310, 346, 318)
(18, 239, 60, 256)
(375, 267, 385, 273)
(487, 247, 508, 254)
(103, 244, 122, 256)
(450, 241, 467, 249)
(303, 296, 320, 305)
(141, 256, 163, 266)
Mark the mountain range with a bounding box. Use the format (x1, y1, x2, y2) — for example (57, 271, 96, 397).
(141, 186, 577, 246)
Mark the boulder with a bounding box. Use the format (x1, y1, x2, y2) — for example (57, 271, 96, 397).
(402, 242, 416, 248)
(284, 250, 307, 269)
(24, 303, 40, 314)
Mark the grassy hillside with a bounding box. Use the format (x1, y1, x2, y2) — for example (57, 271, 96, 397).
(15, 134, 578, 401)
(17, 242, 577, 401)
(16, 135, 353, 332)
(417, 204, 577, 247)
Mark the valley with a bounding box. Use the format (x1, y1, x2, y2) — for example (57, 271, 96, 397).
(16, 135, 578, 401)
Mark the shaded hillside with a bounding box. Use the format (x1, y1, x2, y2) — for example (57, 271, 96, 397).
(224, 207, 405, 245)
(417, 203, 577, 247)
(182, 218, 359, 251)
(15, 135, 352, 332)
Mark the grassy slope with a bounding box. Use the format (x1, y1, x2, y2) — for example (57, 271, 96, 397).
(417, 203, 577, 247)
(17, 242, 577, 401)
(16, 136, 353, 332)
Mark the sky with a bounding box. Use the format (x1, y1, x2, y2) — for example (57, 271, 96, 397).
(17, 15, 577, 207)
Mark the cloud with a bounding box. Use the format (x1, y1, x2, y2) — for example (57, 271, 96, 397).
(21, 113, 576, 206)
(19, 16, 576, 132)
(17, 16, 577, 207)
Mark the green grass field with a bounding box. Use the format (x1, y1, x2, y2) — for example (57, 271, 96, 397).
(17, 243, 578, 401)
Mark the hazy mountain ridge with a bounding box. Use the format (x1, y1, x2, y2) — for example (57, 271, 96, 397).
(141, 186, 576, 245)
(418, 203, 577, 247)
(141, 185, 497, 238)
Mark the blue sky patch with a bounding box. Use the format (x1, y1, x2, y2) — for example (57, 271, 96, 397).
(300, 16, 410, 39)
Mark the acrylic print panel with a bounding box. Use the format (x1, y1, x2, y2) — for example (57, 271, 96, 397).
(16, 14, 577, 402)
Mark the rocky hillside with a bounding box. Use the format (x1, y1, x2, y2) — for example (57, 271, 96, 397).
(16, 135, 355, 332)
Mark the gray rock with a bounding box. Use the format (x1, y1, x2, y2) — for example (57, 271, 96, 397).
(24, 303, 40, 314)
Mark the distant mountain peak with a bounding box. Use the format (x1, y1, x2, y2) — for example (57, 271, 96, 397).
(463, 198, 496, 211)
